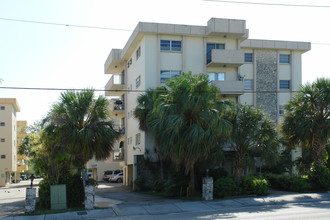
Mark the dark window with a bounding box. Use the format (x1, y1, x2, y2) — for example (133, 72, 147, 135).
(136, 76, 141, 89)
(244, 53, 253, 62)
(206, 43, 225, 63)
(0, 106, 5, 110)
(280, 80, 290, 89)
(0, 138, 4, 142)
(1, 155, 5, 159)
(160, 40, 182, 51)
(160, 70, 181, 82)
(136, 47, 141, 60)
(279, 105, 285, 116)
(244, 79, 253, 90)
(0, 122, 5, 126)
(280, 54, 290, 64)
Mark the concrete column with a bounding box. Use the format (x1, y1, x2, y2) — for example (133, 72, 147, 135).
(202, 177, 213, 201)
(84, 185, 95, 210)
(25, 188, 36, 213)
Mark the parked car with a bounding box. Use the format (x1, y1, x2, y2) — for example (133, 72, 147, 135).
(103, 170, 122, 181)
(108, 172, 123, 183)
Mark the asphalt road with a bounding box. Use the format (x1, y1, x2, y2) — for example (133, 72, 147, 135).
(112, 201, 330, 220)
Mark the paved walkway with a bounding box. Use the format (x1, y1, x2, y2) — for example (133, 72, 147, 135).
(1, 181, 329, 219)
(1, 191, 329, 219)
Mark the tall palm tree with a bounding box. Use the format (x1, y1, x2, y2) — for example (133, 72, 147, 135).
(148, 72, 232, 193)
(43, 89, 120, 172)
(282, 78, 330, 166)
(227, 104, 279, 180)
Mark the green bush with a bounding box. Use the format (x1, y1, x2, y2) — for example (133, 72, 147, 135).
(65, 174, 85, 208)
(264, 173, 312, 192)
(38, 178, 51, 209)
(134, 176, 146, 191)
(309, 165, 330, 191)
(214, 177, 239, 198)
(154, 179, 167, 192)
(239, 176, 254, 195)
(251, 178, 268, 195)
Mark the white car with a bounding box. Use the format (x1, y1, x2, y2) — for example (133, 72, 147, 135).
(108, 172, 123, 183)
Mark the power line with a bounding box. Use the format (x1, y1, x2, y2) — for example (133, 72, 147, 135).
(0, 17, 133, 32)
(0, 86, 304, 94)
(1, 17, 330, 46)
(203, 0, 330, 8)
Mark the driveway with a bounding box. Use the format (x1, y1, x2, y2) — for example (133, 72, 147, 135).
(95, 181, 181, 208)
(0, 179, 41, 218)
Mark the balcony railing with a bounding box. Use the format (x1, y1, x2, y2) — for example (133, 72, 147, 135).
(207, 49, 244, 67)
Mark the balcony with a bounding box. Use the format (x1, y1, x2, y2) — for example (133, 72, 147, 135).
(104, 49, 124, 74)
(211, 80, 244, 95)
(207, 49, 244, 67)
(105, 75, 125, 96)
(111, 99, 125, 117)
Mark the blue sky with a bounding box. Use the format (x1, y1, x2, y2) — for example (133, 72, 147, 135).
(0, 0, 329, 125)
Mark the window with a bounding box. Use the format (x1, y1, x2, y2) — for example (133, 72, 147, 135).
(0, 106, 4, 110)
(0, 155, 5, 159)
(280, 80, 290, 89)
(160, 40, 182, 51)
(136, 46, 141, 60)
(127, 58, 132, 68)
(0, 122, 5, 126)
(244, 53, 253, 62)
(279, 54, 290, 64)
(244, 79, 253, 90)
(0, 138, 4, 142)
(130, 137, 132, 145)
(279, 105, 285, 116)
(206, 43, 225, 63)
(208, 73, 225, 83)
(136, 133, 141, 145)
(136, 75, 141, 89)
(160, 70, 181, 82)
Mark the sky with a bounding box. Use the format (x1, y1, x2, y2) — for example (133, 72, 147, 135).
(0, 0, 329, 126)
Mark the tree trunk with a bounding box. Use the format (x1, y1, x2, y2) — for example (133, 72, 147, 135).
(190, 163, 195, 196)
(233, 151, 245, 180)
(312, 139, 326, 167)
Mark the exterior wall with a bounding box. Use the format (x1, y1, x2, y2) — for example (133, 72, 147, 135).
(17, 121, 28, 173)
(86, 157, 123, 181)
(104, 18, 310, 185)
(0, 99, 20, 186)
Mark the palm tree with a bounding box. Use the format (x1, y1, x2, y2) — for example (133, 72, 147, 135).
(282, 78, 330, 166)
(227, 104, 279, 180)
(147, 72, 232, 193)
(43, 89, 120, 172)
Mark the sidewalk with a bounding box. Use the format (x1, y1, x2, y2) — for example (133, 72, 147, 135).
(2, 192, 329, 219)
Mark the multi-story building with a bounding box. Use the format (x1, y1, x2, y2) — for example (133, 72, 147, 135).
(0, 98, 21, 186)
(103, 18, 310, 186)
(17, 120, 28, 173)
(86, 98, 125, 181)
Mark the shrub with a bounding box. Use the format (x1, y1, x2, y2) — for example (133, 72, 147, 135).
(134, 176, 146, 191)
(251, 178, 268, 195)
(38, 178, 51, 209)
(154, 179, 167, 192)
(263, 173, 312, 192)
(214, 177, 239, 198)
(65, 174, 85, 208)
(309, 165, 330, 191)
(239, 176, 254, 195)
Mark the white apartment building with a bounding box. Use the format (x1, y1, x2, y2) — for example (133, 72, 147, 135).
(104, 18, 310, 186)
(0, 98, 21, 186)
